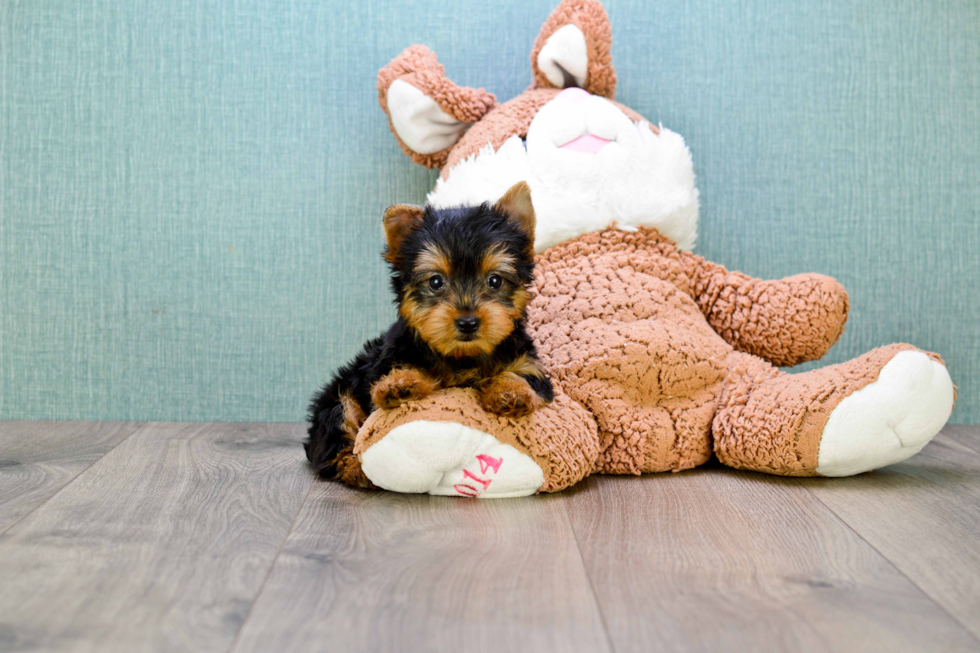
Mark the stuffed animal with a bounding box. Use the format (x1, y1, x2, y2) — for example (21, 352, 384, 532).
(351, 0, 955, 498)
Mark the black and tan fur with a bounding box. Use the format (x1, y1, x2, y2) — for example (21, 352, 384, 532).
(305, 182, 554, 485)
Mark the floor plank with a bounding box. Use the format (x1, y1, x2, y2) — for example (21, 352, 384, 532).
(229, 482, 611, 653)
(943, 424, 980, 456)
(803, 426, 980, 640)
(0, 422, 314, 653)
(564, 464, 980, 653)
(0, 421, 142, 534)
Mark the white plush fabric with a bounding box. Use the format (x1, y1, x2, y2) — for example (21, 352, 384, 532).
(361, 420, 545, 498)
(536, 24, 588, 88)
(817, 351, 955, 476)
(386, 79, 469, 154)
(428, 91, 700, 252)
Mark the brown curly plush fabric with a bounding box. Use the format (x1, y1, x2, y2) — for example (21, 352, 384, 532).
(355, 385, 600, 493)
(532, 228, 850, 368)
(529, 229, 731, 474)
(692, 269, 850, 367)
(529, 0, 618, 98)
(355, 226, 889, 488)
(528, 229, 848, 474)
(376, 45, 498, 169)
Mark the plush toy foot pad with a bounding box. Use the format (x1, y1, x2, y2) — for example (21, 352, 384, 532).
(360, 420, 545, 498)
(817, 351, 955, 476)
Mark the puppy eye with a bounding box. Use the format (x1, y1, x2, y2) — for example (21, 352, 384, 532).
(487, 274, 503, 290)
(428, 275, 445, 291)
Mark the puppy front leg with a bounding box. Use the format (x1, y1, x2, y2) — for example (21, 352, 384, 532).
(478, 356, 553, 418)
(478, 373, 545, 418)
(371, 367, 440, 410)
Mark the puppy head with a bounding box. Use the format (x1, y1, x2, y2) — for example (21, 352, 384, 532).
(383, 182, 537, 358)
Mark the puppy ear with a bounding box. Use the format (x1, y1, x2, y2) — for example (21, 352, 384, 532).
(377, 45, 498, 170)
(382, 204, 425, 263)
(494, 182, 536, 251)
(529, 0, 617, 99)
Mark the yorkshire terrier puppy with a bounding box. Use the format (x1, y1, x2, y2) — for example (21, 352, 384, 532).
(305, 182, 554, 487)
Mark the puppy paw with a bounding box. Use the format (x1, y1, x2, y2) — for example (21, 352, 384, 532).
(371, 368, 439, 410)
(479, 375, 543, 418)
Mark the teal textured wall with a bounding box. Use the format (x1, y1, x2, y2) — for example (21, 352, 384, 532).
(1, 0, 978, 423)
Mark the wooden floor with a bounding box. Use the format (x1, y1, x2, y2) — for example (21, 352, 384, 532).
(0, 423, 978, 653)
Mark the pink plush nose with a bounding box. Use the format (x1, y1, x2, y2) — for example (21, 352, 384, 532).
(554, 87, 610, 152)
(557, 87, 591, 103)
(560, 134, 611, 153)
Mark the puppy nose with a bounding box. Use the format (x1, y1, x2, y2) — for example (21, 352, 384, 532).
(455, 315, 481, 334)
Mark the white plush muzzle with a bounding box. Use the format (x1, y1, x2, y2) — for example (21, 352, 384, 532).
(428, 88, 701, 252)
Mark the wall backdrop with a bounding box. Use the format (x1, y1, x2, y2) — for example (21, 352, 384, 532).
(2, 0, 978, 423)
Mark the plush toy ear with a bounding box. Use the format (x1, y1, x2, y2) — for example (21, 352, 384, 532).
(377, 45, 498, 170)
(529, 0, 617, 99)
(382, 204, 425, 263)
(494, 181, 536, 250)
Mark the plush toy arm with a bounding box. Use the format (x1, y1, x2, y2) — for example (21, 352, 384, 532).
(533, 227, 848, 368)
(688, 259, 850, 367)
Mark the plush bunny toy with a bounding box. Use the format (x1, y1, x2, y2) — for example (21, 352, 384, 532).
(349, 0, 955, 498)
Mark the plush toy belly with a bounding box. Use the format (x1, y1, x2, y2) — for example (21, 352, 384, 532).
(527, 250, 733, 474)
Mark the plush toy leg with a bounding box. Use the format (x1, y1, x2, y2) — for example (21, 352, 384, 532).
(546, 313, 731, 475)
(713, 344, 954, 476)
(354, 387, 599, 498)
